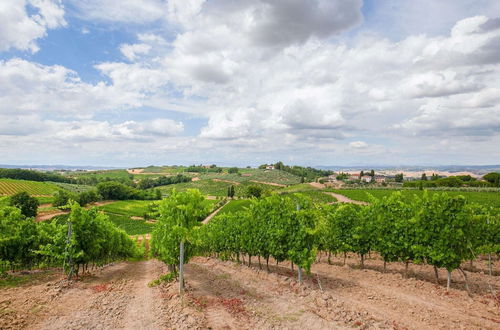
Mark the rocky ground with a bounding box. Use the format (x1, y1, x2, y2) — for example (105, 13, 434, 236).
(0, 255, 498, 329)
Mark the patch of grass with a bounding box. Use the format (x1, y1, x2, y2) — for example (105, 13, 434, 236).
(98, 200, 154, 217)
(280, 183, 320, 192)
(159, 179, 234, 197)
(148, 272, 176, 287)
(218, 200, 252, 215)
(106, 214, 154, 235)
(0, 270, 56, 288)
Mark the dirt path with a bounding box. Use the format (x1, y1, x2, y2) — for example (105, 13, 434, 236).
(36, 210, 69, 222)
(323, 192, 369, 205)
(35, 201, 116, 222)
(1, 260, 167, 330)
(202, 201, 228, 224)
(308, 182, 325, 189)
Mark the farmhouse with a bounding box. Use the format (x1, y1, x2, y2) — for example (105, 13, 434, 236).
(348, 174, 360, 181)
(374, 176, 387, 183)
(360, 175, 372, 183)
(265, 165, 275, 170)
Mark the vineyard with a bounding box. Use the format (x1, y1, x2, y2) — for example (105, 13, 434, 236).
(0, 203, 139, 274)
(1, 187, 499, 329)
(151, 190, 498, 294)
(199, 169, 302, 185)
(331, 189, 500, 208)
(0, 179, 58, 196)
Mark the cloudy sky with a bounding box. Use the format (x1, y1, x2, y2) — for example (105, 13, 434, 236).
(1, 0, 500, 167)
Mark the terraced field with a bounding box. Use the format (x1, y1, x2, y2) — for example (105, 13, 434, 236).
(199, 169, 301, 185)
(50, 182, 95, 194)
(0, 179, 58, 196)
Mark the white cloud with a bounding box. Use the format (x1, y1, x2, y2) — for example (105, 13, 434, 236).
(0, 0, 66, 53)
(70, 0, 168, 24)
(0, 58, 141, 116)
(120, 43, 152, 61)
(55, 119, 184, 141)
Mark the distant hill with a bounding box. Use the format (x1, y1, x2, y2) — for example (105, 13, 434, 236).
(316, 165, 500, 175)
(0, 164, 122, 171)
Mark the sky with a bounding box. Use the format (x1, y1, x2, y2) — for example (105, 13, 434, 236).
(0, 0, 500, 167)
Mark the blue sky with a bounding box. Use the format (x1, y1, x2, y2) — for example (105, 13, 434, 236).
(1, 0, 500, 167)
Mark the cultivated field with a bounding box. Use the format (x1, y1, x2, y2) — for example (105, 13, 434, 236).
(331, 189, 500, 208)
(0, 178, 58, 196)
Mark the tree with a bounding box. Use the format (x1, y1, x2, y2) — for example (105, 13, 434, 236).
(395, 173, 404, 182)
(9, 192, 39, 218)
(246, 185, 263, 198)
(483, 172, 500, 187)
(359, 171, 364, 178)
(227, 185, 235, 198)
(431, 173, 440, 181)
(370, 169, 375, 177)
(227, 167, 239, 174)
(150, 189, 209, 294)
(421, 173, 427, 181)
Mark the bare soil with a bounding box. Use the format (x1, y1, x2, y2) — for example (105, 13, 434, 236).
(1, 255, 498, 329)
(324, 192, 369, 205)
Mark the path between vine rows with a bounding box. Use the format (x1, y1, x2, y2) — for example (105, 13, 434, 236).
(1, 255, 498, 329)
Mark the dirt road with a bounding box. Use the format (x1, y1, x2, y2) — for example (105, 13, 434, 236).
(1, 255, 498, 329)
(324, 192, 369, 205)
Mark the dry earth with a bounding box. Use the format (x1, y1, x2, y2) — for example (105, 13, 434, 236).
(1, 255, 498, 329)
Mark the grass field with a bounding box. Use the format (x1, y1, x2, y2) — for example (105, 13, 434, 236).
(218, 199, 252, 215)
(332, 189, 500, 208)
(158, 179, 232, 196)
(280, 183, 321, 192)
(98, 200, 154, 217)
(106, 214, 154, 235)
(69, 169, 132, 180)
(0, 179, 58, 196)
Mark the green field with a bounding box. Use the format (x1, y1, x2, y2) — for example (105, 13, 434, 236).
(106, 214, 154, 236)
(49, 212, 154, 236)
(199, 169, 301, 185)
(0, 179, 58, 196)
(158, 179, 232, 196)
(332, 189, 500, 208)
(98, 200, 154, 217)
(218, 199, 252, 215)
(280, 183, 320, 192)
(158, 179, 285, 197)
(69, 169, 132, 180)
